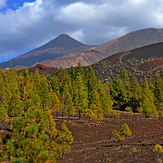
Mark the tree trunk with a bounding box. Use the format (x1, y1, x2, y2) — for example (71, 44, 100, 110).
(24, 86, 26, 119)
(79, 110, 81, 120)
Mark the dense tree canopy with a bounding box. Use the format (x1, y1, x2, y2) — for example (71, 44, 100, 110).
(0, 62, 163, 162)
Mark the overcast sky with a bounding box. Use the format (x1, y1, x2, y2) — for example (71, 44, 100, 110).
(0, 0, 163, 63)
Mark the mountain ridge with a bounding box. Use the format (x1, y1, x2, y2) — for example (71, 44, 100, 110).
(0, 34, 93, 69)
(37, 28, 163, 68)
(1, 28, 163, 69)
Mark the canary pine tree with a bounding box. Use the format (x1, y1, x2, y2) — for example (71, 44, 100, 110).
(88, 89, 103, 122)
(120, 67, 132, 105)
(19, 68, 35, 119)
(68, 66, 76, 81)
(39, 75, 50, 109)
(0, 107, 73, 163)
(4, 65, 22, 117)
(85, 65, 98, 94)
(33, 68, 41, 94)
(50, 89, 61, 117)
(140, 76, 158, 117)
(130, 73, 142, 112)
(75, 63, 85, 80)
(73, 73, 88, 119)
(153, 75, 163, 118)
(112, 123, 132, 146)
(110, 74, 127, 109)
(49, 76, 60, 97)
(62, 83, 75, 120)
(99, 83, 113, 115)
(0, 69, 8, 120)
(55, 66, 68, 85)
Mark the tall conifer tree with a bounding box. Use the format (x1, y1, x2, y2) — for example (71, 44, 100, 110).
(88, 89, 103, 122)
(140, 76, 158, 117)
(63, 82, 75, 120)
(130, 73, 142, 112)
(39, 75, 50, 109)
(0, 69, 8, 119)
(153, 75, 163, 118)
(110, 74, 127, 109)
(73, 73, 88, 119)
(99, 83, 113, 115)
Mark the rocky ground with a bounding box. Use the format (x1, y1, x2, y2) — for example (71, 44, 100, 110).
(0, 111, 163, 163)
(55, 111, 163, 163)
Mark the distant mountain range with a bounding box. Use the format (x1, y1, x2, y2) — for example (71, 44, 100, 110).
(0, 28, 163, 70)
(15, 39, 163, 83)
(0, 34, 93, 69)
(36, 28, 163, 68)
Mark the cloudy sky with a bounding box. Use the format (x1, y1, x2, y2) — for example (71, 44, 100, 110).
(0, 0, 163, 63)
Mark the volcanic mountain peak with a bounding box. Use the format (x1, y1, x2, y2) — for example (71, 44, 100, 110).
(38, 34, 85, 50)
(0, 34, 92, 69)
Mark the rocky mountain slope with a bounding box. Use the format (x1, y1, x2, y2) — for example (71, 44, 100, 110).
(96, 28, 163, 57)
(1, 28, 163, 70)
(0, 34, 93, 69)
(38, 28, 163, 68)
(93, 42, 163, 82)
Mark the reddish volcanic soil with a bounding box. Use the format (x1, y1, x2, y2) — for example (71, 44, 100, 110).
(105, 52, 126, 66)
(55, 111, 163, 163)
(1, 111, 163, 163)
(17, 64, 57, 74)
(138, 58, 163, 71)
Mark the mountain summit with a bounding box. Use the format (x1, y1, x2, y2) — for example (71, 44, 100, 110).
(0, 34, 92, 69)
(38, 34, 85, 50)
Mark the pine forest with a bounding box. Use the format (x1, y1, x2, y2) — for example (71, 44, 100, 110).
(0, 62, 163, 162)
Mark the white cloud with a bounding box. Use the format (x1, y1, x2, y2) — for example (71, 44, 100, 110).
(1, 0, 163, 62)
(68, 29, 85, 42)
(0, 0, 7, 9)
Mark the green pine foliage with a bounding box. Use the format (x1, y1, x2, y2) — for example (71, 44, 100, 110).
(129, 73, 142, 112)
(99, 83, 113, 115)
(39, 75, 50, 109)
(140, 76, 158, 117)
(88, 89, 103, 122)
(110, 74, 127, 109)
(62, 82, 75, 119)
(120, 67, 132, 104)
(50, 90, 61, 117)
(153, 74, 163, 118)
(49, 76, 60, 97)
(0, 108, 73, 163)
(112, 123, 132, 145)
(73, 73, 88, 119)
(0, 69, 8, 119)
(68, 66, 76, 81)
(75, 63, 85, 79)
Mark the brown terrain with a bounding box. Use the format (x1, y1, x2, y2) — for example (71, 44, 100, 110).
(138, 58, 163, 71)
(54, 112, 163, 163)
(17, 64, 57, 74)
(38, 49, 105, 68)
(1, 111, 163, 163)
